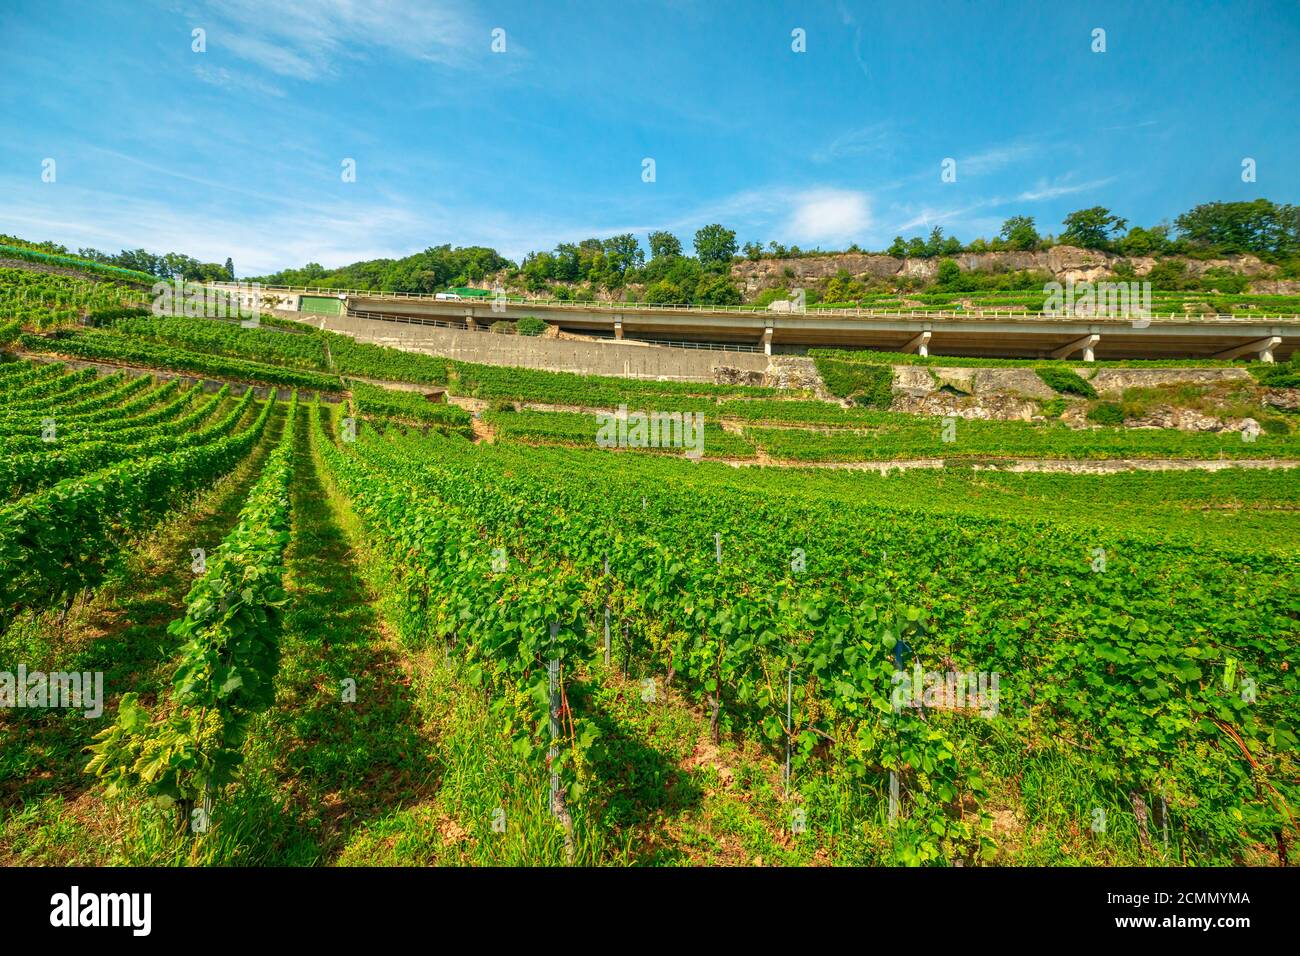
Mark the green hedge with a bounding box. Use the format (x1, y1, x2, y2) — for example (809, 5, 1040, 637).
(1035, 366, 1097, 398)
(815, 358, 894, 408)
(1087, 402, 1124, 426)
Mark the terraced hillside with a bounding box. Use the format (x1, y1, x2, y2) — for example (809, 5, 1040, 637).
(0, 263, 1296, 867)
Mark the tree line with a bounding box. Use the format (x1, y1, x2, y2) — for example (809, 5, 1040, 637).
(6, 198, 1294, 304)
(867, 199, 1299, 261)
(0, 235, 236, 282)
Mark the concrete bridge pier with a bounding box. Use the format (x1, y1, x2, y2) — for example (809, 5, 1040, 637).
(1213, 336, 1281, 363)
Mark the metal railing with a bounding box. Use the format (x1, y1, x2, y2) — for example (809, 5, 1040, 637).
(207, 282, 1300, 325)
(343, 310, 764, 353)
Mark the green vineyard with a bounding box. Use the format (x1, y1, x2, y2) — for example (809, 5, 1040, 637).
(0, 261, 1297, 870)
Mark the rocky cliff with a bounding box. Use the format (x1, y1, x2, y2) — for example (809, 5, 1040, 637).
(730, 247, 1291, 293)
(475, 246, 1299, 303)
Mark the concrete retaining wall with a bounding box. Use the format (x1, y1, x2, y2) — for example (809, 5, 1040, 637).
(301, 312, 770, 382)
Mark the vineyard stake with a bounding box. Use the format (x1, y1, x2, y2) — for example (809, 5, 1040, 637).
(603, 555, 611, 666)
(783, 666, 793, 797)
(623, 621, 632, 679)
(1161, 792, 1169, 851)
(547, 623, 560, 819)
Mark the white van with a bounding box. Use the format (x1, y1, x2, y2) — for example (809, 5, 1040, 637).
(435, 292, 461, 301)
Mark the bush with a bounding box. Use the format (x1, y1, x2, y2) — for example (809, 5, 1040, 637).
(1035, 366, 1098, 398)
(1039, 397, 1067, 418)
(1087, 402, 1124, 426)
(516, 316, 548, 336)
(694, 274, 742, 306)
(645, 281, 683, 305)
(815, 358, 893, 408)
(1250, 360, 1300, 389)
(490, 320, 516, 334)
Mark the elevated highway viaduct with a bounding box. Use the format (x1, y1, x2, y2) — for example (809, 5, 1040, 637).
(216, 285, 1300, 363)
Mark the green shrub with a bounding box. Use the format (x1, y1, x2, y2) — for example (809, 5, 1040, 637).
(1087, 401, 1124, 426)
(516, 316, 548, 336)
(1260, 416, 1291, 435)
(490, 320, 516, 334)
(1036, 366, 1098, 398)
(1250, 360, 1300, 389)
(1039, 397, 1067, 418)
(815, 357, 893, 408)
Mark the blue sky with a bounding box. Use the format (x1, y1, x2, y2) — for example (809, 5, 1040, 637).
(2, 0, 1297, 275)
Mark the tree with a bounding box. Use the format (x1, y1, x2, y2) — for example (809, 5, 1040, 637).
(648, 231, 682, 260)
(999, 216, 1040, 251)
(694, 223, 738, 268)
(602, 234, 644, 275)
(925, 227, 947, 257)
(223, 257, 235, 280)
(1117, 224, 1170, 257)
(550, 243, 581, 282)
(1174, 199, 1297, 256)
(742, 241, 764, 261)
(522, 252, 555, 291)
(1060, 207, 1128, 249)
(933, 258, 966, 291)
(905, 236, 928, 258)
(694, 274, 741, 305)
(887, 236, 907, 257)
(644, 280, 683, 304)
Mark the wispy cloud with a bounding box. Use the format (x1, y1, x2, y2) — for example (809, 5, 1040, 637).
(812, 122, 893, 164)
(1101, 119, 1160, 132)
(956, 141, 1040, 176)
(192, 63, 285, 98)
(187, 0, 486, 82)
(1017, 177, 1115, 202)
(889, 175, 1113, 234)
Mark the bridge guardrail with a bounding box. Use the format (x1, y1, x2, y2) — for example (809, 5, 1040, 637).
(207, 282, 1300, 325)
(342, 310, 763, 353)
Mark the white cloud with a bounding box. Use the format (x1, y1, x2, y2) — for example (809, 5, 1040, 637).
(785, 190, 871, 244)
(191, 0, 484, 82)
(956, 142, 1040, 176)
(192, 64, 285, 98)
(812, 123, 893, 164)
(1017, 177, 1115, 202)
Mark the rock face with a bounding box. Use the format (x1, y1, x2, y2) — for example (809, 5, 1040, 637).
(765, 356, 828, 395)
(477, 248, 1288, 302)
(1263, 388, 1300, 412)
(1062, 403, 1261, 434)
(890, 391, 1040, 421)
(714, 356, 832, 396)
(892, 365, 1056, 400)
(728, 247, 1277, 295)
(1087, 367, 1253, 396)
(713, 366, 767, 388)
